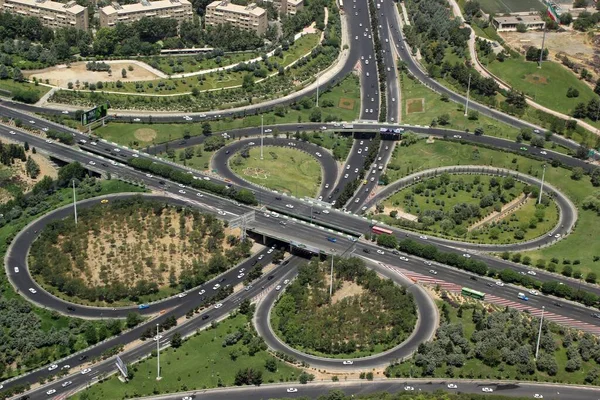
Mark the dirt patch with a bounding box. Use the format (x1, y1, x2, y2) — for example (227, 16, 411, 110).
(338, 97, 355, 110)
(380, 206, 419, 222)
(406, 98, 424, 114)
(243, 167, 269, 179)
(134, 128, 157, 142)
(25, 61, 160, 88)
(330, 280, 365, 305)
(524, 74, 548, 85)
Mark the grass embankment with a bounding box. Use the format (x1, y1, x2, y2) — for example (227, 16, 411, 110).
(141, 52, 260, 75)
(0, 80, 51, 98)
(93, 74, 360, 148)
(385, 139, 600, 274)
(401, 72, 521, 140)
(73, 313, 302, 400)
(229, 146, 321, 198)
(387, 298, 600, 385)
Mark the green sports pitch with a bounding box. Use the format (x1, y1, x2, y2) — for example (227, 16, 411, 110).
(477, 0, 545, 14)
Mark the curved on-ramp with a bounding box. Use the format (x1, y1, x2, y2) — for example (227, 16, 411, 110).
(362, 165, 578, 253)
(253, 259, 438, 370)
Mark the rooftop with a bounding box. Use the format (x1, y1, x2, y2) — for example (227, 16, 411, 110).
(207, 0, 265, 17)
(101, 0, 191, 16)
(493, 14, 545, 24)
(3, 0, 85, 14)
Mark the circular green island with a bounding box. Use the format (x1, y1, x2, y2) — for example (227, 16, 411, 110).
(373, 173, 559, 243)
(29, 197, 251, 306)
(271, 257, 417, 358)
(229, 146, 321, 198)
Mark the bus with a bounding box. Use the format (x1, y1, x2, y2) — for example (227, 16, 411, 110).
(372, 226, 393, 235)
(461, 287, 485, 300)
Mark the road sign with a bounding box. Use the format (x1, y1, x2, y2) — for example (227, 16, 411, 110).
(115, 355, 128, 379)
(81, 103, 109, 125)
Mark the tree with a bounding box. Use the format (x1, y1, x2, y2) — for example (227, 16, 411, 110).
(574, 0, 587, 7)
(242, 74, 254, 91)
(12, 67, 24, 82)
(467, 110, 479, 120)
(566, 87, 579, 98)
(437, 113, 450, 125)
(571, 167, 584, 180)
(126, 312, 143, 328)
(309, 108, 322, 122)
(376, 233, 398, 248)
(298, 371, 315, 384)
(171, 332, 182, 348)
(26, 156, 40, 179)
(264, 358, 277, 372)
(559, 12, 573, 25)
(0, 64, 8, 80)
(516, 23, 527, 33)
(202, 121, 212, 135)
(572, 102, 587, 118)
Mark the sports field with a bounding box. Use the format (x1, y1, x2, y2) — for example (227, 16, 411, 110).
(476, 0, 544, 14)
(230, 146, 321, 198)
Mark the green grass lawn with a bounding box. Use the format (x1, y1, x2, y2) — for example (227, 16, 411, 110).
(0, 79, 51, 98)
(93, 75, 360, 149)
(484, 56, 598, 126)
(230, 146, 321, 197)
(73, 314, 302, 400)
(141, 52, 260, 75)
(277, 34, 320, 67)
(161, 146, 216, 172)
(385, 139, 600, 272)
(387, 300, 598, 385)
(400, 72, 521, 141)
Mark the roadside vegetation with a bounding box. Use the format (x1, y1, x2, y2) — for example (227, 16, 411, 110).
(375, 173, 558, 244)
(271, 391, 540, 400)
(141, 51, 260, 75)
(271, 257, 416, 358)
(383, 137, 600, 275)
(0, 160, 145, 387)
(73, 309, 302, 400)
(387, 296, 600, 386)
(230, 146, 321, 198)
(29, 197, 251, 306)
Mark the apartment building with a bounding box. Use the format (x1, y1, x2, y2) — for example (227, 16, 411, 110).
(0, 0, 88, 30)
(100, 0, 193, 28)
(285, 0, 303, 15)
(205, 0, 267, 35)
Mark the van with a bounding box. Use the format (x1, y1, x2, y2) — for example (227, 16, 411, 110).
(518, 292, 529, 301)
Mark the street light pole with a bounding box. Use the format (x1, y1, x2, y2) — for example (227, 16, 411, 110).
(464, 73, 471, 117)
(72, 180, 78, 225)
(538, 28, 547, 69)
(535, 306, 545, 360)
(538, 164, 546, 205)
(260, 114, 264, 160)
(156, 324, 161, 380)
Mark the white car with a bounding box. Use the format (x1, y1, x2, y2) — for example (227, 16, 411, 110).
(48, 364, 58, 371)
(62, 381, 72, 387)
(354, 168, 359, 173)
(178, 190, 186, 194)
(496, 281, 504, 287)
(62, 110, 69, 114)
(145, 174, 153, 178)
(45, 139, 53, 144)
(237, 273, 245, 279)
(212, 284, 221, 290)
(29, 120, 35, 124)
(376, 250, 385, 255)
(287, 388, 298, 393)
(322, 210, 330, 214)
(404, 386, 414, 391)
(344, 174, 349, 179)
(267, 249, 273, 254)
(429, 270, 437, 275)
(46, 389, 56, 395)
(285, 204, 294, 209)
(258, 255, 264, 260)
(399, 256, 408, 261)
(153, 335, 163, 341)
(265, 129, 272, 133)
(177, 293, 187, 298)
(239, 268, 246, 273)
(325, 183, 329, 188)
(81, 368, 92, 374)
(283, 279, 290, 285)
(462, 253, 471, 258)
(447, 383, 457, 389)
(482, 387, 494, 393)
(199, 289, 206, 295)
(534, 395, 543, 399)
(529, 289, 539, 296)
(133, 118, 141, 122)
(14, 267, 19, 273)
(196, 193, 203, 198)
(527, 270, 537, 276)
(276, 285, 282, 291)
(355, 198, 360, 203)
(249, 142, 255, 145)
(29, 288, 37, 294)
(214, 303, 223, 309)
(9, 130, 15, 135)
(540, 151, 547, 155)
(113, 148, 120, 152)
(419, 235, 428, 240)
(342, 360, 353, 365)
(316, 152, 322, 157)
(132, 154, 139, 158)
(424, 261, 432, 266)
(217, 210, 226, 216)
(203, 177, 211, 181)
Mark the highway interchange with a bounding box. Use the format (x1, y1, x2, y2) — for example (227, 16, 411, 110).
(1, 0, 600, 397)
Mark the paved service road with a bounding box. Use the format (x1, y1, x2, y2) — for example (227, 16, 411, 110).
(254, 259, 437, 370)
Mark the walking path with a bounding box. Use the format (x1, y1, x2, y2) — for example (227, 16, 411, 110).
(446, 0, 600, 137)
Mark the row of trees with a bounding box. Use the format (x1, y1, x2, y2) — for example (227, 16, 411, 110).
(273, 257, 416, 356)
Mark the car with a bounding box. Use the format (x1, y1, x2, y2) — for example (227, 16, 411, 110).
(527, 270, 537, 276)
(363, 248, 371, 254)
(182, 397, 193, 400)
(354, 168, 359, 173)
(131, 153, 139, 158)
(327, 237, 337, 243)
(285, 204, 294, 209)
(133, 118, 141, 122)
(399, 256, 409, 261)
(520, 146, 528, 151)
(29, 288, 37, 294)
(533, 395, 543, 399)
(48, 364, 58, 371)
(81, 368, 92, 374)
(214, 303, 223, 309)
(324, 183, 330, 189)
(342, 360, 354, 365)
(62, 110, 69, 114)
(424, 261, 432, 266)
(78, 355, 88, 361)
(46, 389, 56, 395)
(218, 210, 226, 216)
(322, 209, 330, 214)
(177, 293, 187, 298)
(203, 176, 211, 181)
(212, 284, 221, 290)
(237, 273, 244, 279)
(529, 289, 539, 296)
(355, 198, 360, 203)
(267, 248, 273, 254)
(283, 279, 290, 285)
(447, 383, 458, 389)
(196, 193, 204, 198)
(62, 381, 73, 387)
(275, 285, 282, 291)
(9, 130, 15, 135)
(370, 177, 375, 182)
(45, 139, 53, 144)
(344, 173, 349, 179)
(29, 120, 35, 124)
(42, 127, 49, 132)
(482, 387, 493, 393)
(178, 190, 186, 194)
(264, 129, 272, 133)
(201, 314, 210, 320)
(376, 249, 385, 255)
(404, 386, 414, 391)
(540, 151, 547, 155)
(14, 267, 19, 273)
(153, 335, 163, 341)
(554, 233, 560, 238)
(355, 35, 358, 40)
(462, 253, 471, 258)
(258, 254, 264, 260)
(429, 269, 437, 275)
(199, 289, 206, 295)
(419, 235, 428, 240)
(496, 281, 505, 287)
(287, 388, 298, 393)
